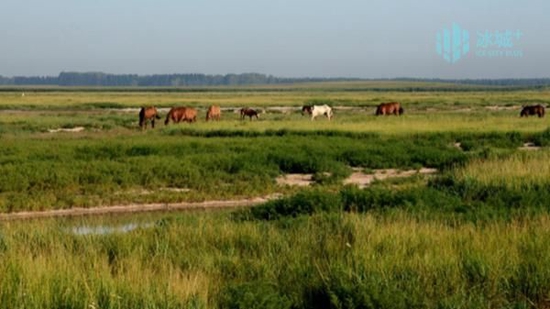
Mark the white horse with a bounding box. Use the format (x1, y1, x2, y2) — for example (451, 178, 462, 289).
(309, 104, 333, 121)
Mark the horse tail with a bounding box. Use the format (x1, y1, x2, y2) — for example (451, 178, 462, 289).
(138, 108, 145, 128)
(165, 109, 172, 125)
(399, 107, 404, 115)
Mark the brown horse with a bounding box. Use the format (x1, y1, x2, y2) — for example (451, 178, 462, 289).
(206, 105, 221, 121)
(139, 106, 161, 129)
(165, 107, 197, 125)
(240, 108, 260, 120)
(376, 102, 404, 116)
(301, 105, 313, 116)
(520, 105, 545, 118)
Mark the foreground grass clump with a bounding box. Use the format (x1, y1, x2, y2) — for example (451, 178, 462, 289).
(2, 211, 550, 308)
(432, 150, 550, 217)
(453, 150, 550, 190)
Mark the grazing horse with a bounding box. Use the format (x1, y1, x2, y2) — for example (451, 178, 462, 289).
(165, 107, 197, 125)
(206, 105, 221, 121)
(139, 106, 161, 129)
(520, 105, 545, 118)
(240, 108, 260, 120)
(375, 102, 404, 116)
(308, 104, 333, 121)
(301, 105, 313, 116)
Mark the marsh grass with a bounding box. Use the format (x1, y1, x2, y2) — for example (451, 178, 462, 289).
(0, 129, 472, 212)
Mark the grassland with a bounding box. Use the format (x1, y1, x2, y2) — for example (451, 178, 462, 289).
(1, 82, 550, 308)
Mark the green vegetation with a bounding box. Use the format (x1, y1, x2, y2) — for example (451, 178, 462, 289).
(0, 132, 470, 212)
(0, 84, 550, 308)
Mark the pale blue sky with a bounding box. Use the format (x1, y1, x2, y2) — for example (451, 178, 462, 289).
(1, 0, 549, 78)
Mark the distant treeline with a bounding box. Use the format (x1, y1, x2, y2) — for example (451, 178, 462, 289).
(0, 72, 358, 87)
(1, 72, 550, 87)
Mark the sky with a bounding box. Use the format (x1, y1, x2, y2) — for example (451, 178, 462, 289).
(1, 0, 549, 79)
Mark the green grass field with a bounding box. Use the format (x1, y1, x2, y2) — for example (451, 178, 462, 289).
(1, 83, 550, 308)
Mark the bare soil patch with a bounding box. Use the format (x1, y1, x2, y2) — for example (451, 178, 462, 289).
(484, 105, 520, 111)
(519, 142, 541, 151)
(343, 168, 438, 188)
(276, 174, 313, 186)
(47, 127, 85, 133)
(277, 168, 438, 188)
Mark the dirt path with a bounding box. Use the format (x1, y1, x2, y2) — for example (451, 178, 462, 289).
(0, 195, 281, 221)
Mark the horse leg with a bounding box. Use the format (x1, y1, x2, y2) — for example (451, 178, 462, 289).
(151, 118, 155, 128)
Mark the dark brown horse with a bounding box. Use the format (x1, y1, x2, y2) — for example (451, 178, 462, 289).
(206, 105, 221, 121)
(301, 105, 313, 116)
(165, 107, 197, 125)
(375, 102, 404, 116)
(139, 106, 161, 129)
(520, 105, 545, 118)
(240, 108, 260, 120)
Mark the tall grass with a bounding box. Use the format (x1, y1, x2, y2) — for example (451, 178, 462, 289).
(454, 150, 550, 190)
(2, 211, 550, 308)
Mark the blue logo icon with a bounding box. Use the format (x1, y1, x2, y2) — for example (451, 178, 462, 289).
(436, 23, 470, 63)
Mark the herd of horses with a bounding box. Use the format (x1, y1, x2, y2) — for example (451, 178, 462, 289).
(139, 105, 257, 129)
(139, 102, 546, 129)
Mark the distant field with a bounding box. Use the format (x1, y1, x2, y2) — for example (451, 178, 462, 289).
(1, 83, 549, 111)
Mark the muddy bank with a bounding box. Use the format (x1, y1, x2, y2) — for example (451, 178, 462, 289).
(0, 195, 281, 221)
